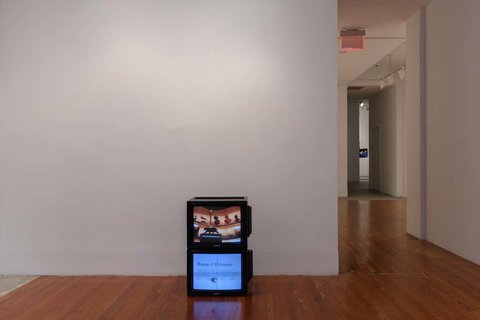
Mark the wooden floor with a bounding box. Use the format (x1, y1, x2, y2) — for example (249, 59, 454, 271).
(1, 199, 480, 319)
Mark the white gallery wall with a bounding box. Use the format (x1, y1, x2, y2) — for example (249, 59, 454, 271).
(425, 0, 480, 265)
(369, 79, 406, 197)
(0, 0, 338, 275)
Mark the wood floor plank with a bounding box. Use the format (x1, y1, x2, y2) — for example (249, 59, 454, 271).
(0, 199, 479, 319)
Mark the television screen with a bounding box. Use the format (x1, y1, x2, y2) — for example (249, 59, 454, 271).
(193, 253, 242, 291)
(193, 206, 242, 244)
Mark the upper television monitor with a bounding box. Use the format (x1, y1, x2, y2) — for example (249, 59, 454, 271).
(187, 197, 251, 248)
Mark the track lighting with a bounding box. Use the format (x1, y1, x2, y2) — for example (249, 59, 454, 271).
(378, 66, 405, 89)
(397, 67, 406, 80)
(386, 74, 395, 86)
(379, 79, 386, 89)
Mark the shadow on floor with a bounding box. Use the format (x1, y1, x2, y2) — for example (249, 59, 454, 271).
(343, 181, 402, 200)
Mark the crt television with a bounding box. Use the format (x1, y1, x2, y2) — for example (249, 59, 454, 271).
(187, 249, 253, 296)
(187, 197, 251, 248)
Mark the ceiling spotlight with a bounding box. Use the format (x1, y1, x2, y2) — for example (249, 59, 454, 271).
(360, 102, 365, 107)
(397, 67, 406, 80)
(386, 74, 395, 86)
(379, 79, 386, 89)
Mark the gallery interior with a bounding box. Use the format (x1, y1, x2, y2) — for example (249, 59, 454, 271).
(0, 0, 479, 318)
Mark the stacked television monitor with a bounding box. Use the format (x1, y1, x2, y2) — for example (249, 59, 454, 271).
(187, 197, 253, 296)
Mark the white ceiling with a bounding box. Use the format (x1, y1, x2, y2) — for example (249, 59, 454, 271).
(348, 43, 406, 99)
(338, 38, 404, 83)
(338, 0, 432, 37)
(358, 43, 406, 80)
(338, 0, 431, 97)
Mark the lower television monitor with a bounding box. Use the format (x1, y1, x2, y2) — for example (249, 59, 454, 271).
(187, 250, 251, 296)
(193, 253, 241, 290)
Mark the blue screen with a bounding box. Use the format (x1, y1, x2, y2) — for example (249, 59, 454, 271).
(193, 253, 242, 290)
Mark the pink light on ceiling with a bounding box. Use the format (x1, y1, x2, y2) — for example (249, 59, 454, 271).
(340, 29, 366, 52)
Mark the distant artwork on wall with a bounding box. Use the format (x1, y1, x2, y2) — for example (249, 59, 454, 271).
(359, 148, 368, 158)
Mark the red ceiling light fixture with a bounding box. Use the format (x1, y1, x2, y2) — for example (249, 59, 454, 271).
(340, 29, 366, 52)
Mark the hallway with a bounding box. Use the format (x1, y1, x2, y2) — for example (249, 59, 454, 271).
(1, 200, 479, 319)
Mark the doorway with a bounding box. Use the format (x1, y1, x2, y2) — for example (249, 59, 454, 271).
(339, 0, 428, 247)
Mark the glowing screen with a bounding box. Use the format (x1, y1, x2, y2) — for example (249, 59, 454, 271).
(193, 206, 241, 244)
(193, 253, 242, 290)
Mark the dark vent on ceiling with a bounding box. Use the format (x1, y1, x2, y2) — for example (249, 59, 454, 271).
(348, 86, 364, 90)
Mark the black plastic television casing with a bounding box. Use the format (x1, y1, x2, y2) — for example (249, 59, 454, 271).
(187, 197, 252, 249)
(187, 249, 253, 297)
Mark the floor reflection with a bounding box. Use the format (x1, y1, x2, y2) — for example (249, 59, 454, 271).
(191, 300, 244, 320)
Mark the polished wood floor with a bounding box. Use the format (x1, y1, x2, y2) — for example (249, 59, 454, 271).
(1, 199, 480, 319)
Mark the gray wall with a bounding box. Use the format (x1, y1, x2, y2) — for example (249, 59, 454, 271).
(337, 85, 348, 197)
(347, 101, 360, 182)
(0, 0, 338, 275)
(369, 78, 405, 197)
(406, 9, 425, 239)
(425, 0, 480, 265)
